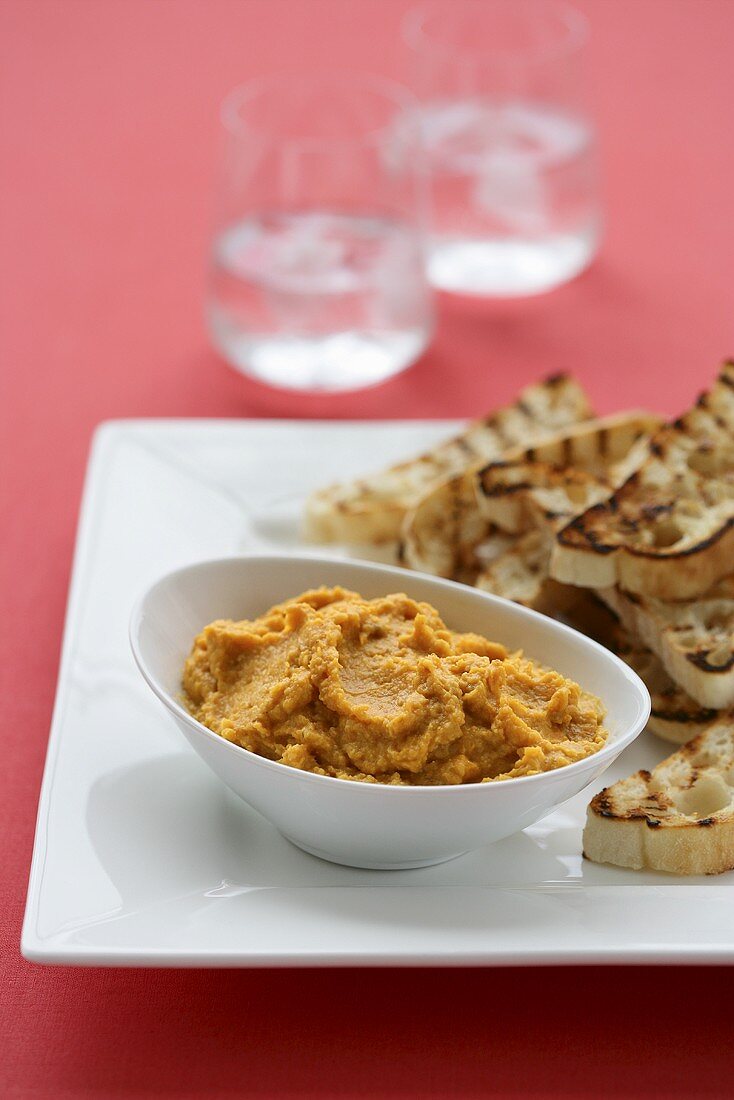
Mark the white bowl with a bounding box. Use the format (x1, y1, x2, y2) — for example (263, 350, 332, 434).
(130, 554, 650, 870)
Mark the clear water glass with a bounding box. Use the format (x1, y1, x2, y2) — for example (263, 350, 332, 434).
(404, 0, 601, 297)
(207, 75, 433, 392)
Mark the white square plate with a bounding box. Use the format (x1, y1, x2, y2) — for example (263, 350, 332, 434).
(22, 421, 734, 966)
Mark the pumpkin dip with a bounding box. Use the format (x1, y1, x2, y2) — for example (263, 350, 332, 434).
(183, 587, 606, 785)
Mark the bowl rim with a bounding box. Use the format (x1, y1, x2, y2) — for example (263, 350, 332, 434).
(129, 552, 651, 796)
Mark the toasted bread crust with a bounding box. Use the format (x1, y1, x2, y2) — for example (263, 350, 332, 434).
(584, 719, 734, 874)
(552, 362, 734, 599)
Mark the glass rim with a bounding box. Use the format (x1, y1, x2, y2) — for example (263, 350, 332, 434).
(220, 72, 422, 149)
(402, 0, 589, 68)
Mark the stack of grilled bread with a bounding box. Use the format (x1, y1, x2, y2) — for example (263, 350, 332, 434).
(303, 365, 734, 875)
(304, 374, 595, 545)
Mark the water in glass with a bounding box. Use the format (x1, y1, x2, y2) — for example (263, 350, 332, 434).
(420, 98, 599, 296)
(208, 210, 431, 392)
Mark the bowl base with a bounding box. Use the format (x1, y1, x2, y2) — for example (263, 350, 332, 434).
(281, 834, 470, 870)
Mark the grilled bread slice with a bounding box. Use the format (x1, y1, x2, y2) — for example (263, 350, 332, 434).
(478, 412, 660, 535)
(479, 463, 608, 536)
(402, 486, 580, 613)
(534, 589, 721, 742)
(476, 553, 724, 734)
(600, 578, 734, 711)
(471, 528, 585, 616)
(304, 374, 593, 544)
(583, 719, 734, 874)
(474, 528, 553, 606)
(552, 361, 734, 600)
(402, 413, 656, 587)
(611, 626, 720, 744)
(548, 594, 722, 745)
(398, 470, 504, 581)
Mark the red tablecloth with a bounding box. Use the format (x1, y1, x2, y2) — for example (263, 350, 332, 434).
(2, 1, 733, 1095)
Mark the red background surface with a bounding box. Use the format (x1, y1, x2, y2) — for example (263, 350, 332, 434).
(2, 1, 733, 1096)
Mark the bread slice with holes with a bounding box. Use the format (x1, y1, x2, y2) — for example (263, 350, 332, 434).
(303, 374, 593, 545)
(552, 361, 734, 600)
(600, 577, 734, 710)
(583, 719, 734, 874)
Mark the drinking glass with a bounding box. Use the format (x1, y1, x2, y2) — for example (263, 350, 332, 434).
(403, 0, 601, 297)
(207, 75, 433, 392)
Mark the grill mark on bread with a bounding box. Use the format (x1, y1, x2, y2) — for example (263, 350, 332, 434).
(592, 789, 614, 817)
(640, 503, 673, 520)
(627, 515, 734, 559)
(559, 513, 734, 560)
(455, 437, 476, 457)
(686, 649, 734, 674)
(551, 363, 734, 597)
(483, 480, 533, 498)
(559, 507, 619, 553)
(604, 582, 734, 712)
(651, 702, 719, 724)
(584, 719, 734, 873)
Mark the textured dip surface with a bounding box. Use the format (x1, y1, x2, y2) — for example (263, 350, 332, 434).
(183, 587, 607, 785)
